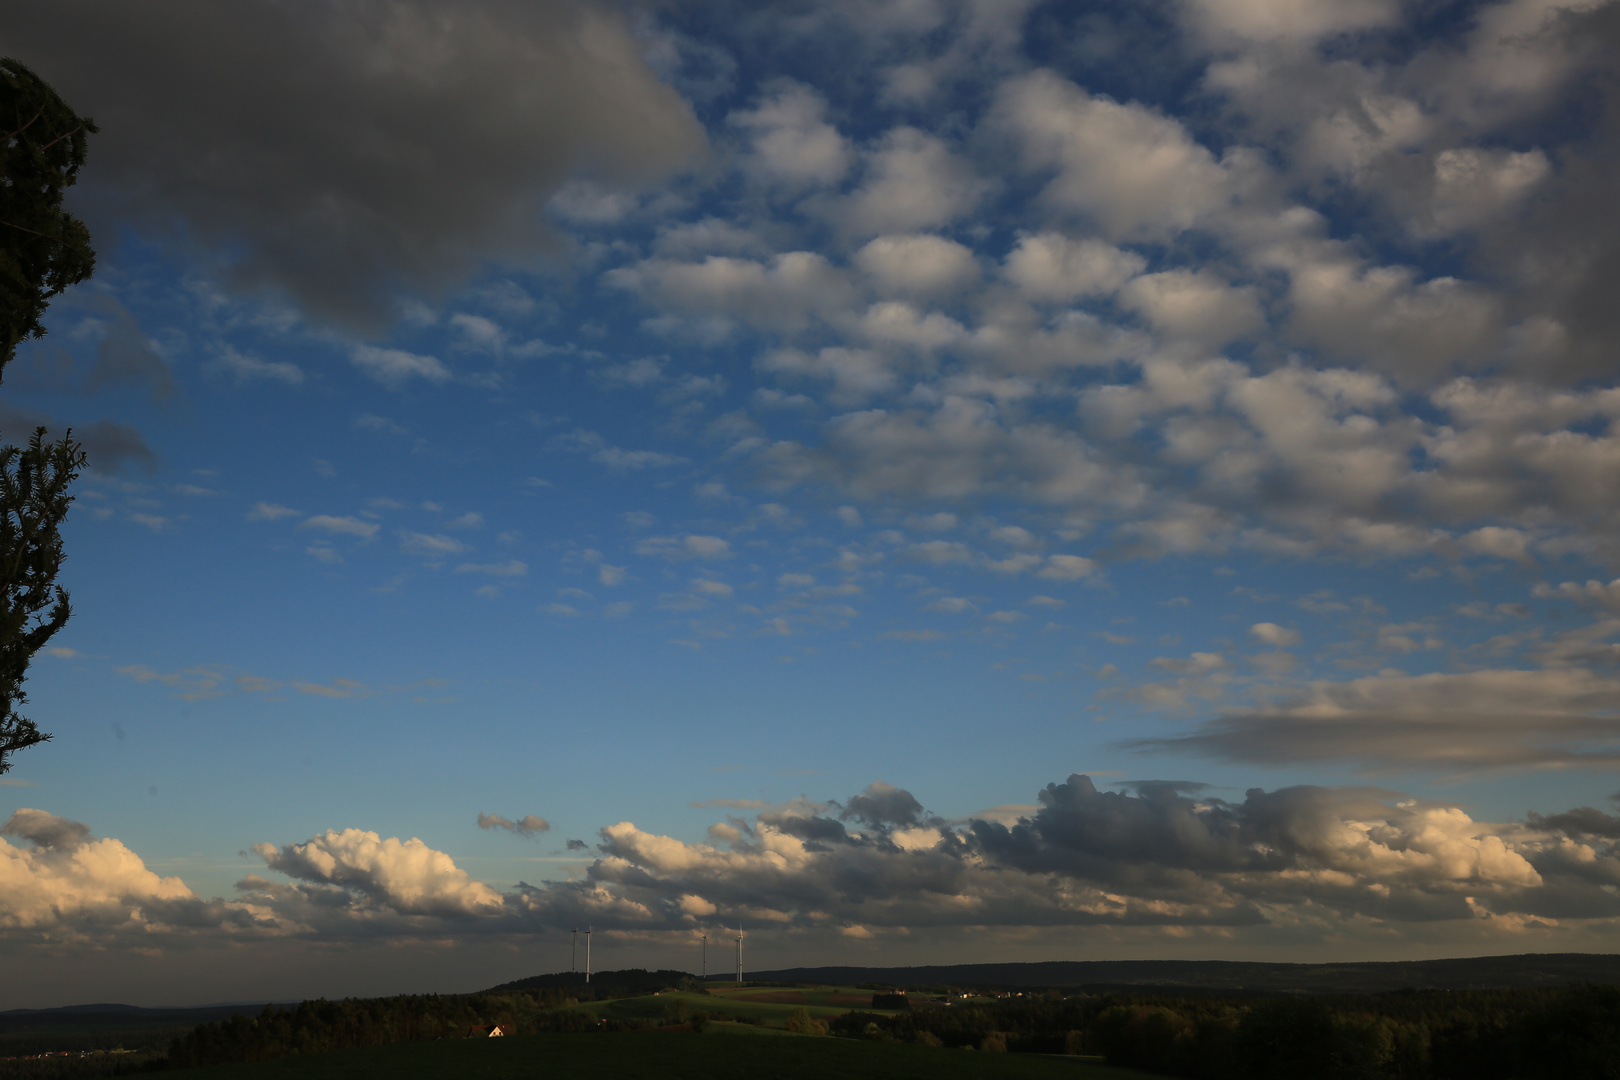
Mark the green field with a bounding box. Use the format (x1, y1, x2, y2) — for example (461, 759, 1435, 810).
(170, 1031, 1161, 1080)
(597, 984, 892, 1026)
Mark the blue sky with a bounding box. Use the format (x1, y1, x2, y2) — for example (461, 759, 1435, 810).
(4, 0, 1620, 1008)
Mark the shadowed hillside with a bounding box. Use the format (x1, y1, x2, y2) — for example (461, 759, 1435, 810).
(740, 953, 1620, 994)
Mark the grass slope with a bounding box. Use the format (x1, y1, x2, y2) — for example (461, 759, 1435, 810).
(170, 1032, 1160, 1080)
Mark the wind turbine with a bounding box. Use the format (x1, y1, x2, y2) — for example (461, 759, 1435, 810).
(571, 928, 578, 974)
(735, 925, 743, 984)
(586, 926, 592, 984)
(701, 931, 707, 979)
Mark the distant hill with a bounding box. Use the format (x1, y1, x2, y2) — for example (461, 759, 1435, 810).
(483, 968, 695, 998)
(738, 953, 1620, 995)
(0, 1002, 282, 1037)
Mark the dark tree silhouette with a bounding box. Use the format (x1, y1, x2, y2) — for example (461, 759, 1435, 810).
(0, 429, 85, 772)
(0, 58, 93, 773)
(2, 57, 96, 372)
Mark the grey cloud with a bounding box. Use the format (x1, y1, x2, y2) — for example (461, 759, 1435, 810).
(1129, 658, 1620, 771)
(0, 405, 157, 476)
(761, 812, 850, 844)
(12, 298, 174, 401)
(971, 774, 1263, 879)
(6, 0, 705, 329)
(88, 300, 174, 400)
(550, 775, 1552, 933)
(840, 781, 926, 828)
(477, 813, 550, 837)
(2, 808, 90, 850)
(1527, 806, 1620, 839)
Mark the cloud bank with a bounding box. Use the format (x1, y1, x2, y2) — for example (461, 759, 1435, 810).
(8, 772, 1620, 955)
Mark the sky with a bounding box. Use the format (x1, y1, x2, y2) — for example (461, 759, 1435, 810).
(3, 0, 1620, 1009)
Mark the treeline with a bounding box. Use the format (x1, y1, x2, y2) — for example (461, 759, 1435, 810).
(483, 968, 696, 1000)
(833, 983, 1620, 1079)
(158, 985, 781, 1069)
(163, 990, 592, 1069)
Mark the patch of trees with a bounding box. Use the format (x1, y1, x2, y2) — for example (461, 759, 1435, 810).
(833, 983, 1620, 1079)
(163, 990, 583, 1069)
(158, 987, 793, 1069)
(482, 968, 696, 1001)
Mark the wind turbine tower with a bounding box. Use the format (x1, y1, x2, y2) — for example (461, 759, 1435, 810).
(571, 928, 578, 974)
(735, 925, 743, 984)
(585, 926, 592, 984)
(701, 932, 707, 979)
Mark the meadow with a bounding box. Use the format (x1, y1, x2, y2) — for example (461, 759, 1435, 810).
(168, 1029, 1158, 1080)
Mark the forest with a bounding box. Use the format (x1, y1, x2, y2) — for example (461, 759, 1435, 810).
(835, 983, 1620, 1079)
(10, 974, 1620, 1078)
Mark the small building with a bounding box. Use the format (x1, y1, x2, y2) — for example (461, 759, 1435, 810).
(466, 1024, 507, 1038)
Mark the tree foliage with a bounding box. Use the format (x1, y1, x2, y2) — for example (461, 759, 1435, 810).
(1, 57, 96, 374)
(831, 983, 1620, 1079)
(0, 428, 85, 773)
(0, 58, 92, 774)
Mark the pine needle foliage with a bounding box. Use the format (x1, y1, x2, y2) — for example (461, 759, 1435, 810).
(0, 58, 93, 774)
(0, 57, 97, 374)
(0, 428, 84, 773)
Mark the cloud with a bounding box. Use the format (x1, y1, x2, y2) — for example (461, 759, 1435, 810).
(399, 532, 468, 557)
(454, 560, 528, 577)
(0, 810, 225, 937)
(636, 535, 732, 560)
(13, 771, 1620, 953)
(74, 419, 158, 476)
(477, 813, 550, 838)
(991, 70, 1238, 241)
(835, 127, 987, 237)
(254, 828, 504, 917)
(1002, 232, 1144, 302)
(607, 251, 855, 334)
(1119, 270, 1264, 345)
(1249, 622, 1301, 647)
(549, 429, 688, 470)
(85, 299, 176, 399)
(1180, 0, 1400, 45)
(1133, 649, 1620, 771)
(300, 515, 379, 539)
(841, 782, 924, 828)
(1038, 555, 1098, 581)
(1535, 578, 1620, 612)
(729, 82, 850, 188)
(855, 234, 980, 298)
(114, 664, 228, 701)
(351, 346, 451, 388)
(6, 0, 705, 328)
(293, 679, 369, 699)
(972, 775, 1540, 900)
(213, 347, 303, 386)
(246, 502, 300, 522)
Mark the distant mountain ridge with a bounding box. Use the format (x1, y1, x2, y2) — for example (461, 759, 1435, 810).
(739, 953, 1620, 994)
(0, 1002, 286, 1036)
